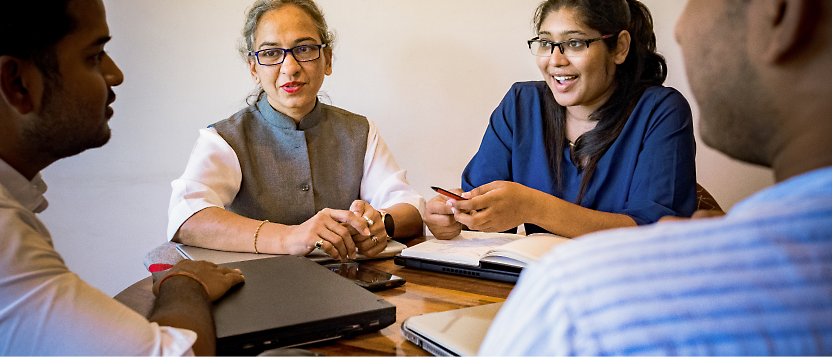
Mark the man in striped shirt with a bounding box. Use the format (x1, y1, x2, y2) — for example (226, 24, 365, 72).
(480, 0, 832, 355)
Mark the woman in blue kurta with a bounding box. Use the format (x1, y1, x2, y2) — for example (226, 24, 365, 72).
(424, 0, 696, 239)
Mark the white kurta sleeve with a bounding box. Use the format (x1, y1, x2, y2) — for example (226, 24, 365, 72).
(167, 128, 242, 240)
(360, 120, 425, 216)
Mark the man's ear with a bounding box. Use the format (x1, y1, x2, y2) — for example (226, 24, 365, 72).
(0, 56, 41, 115)
(751, 0, 821, 63)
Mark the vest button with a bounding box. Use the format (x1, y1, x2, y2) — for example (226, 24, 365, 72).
(301, 184, 310, 191)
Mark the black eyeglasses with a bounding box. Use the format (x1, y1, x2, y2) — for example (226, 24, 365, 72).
(249, 44, 328, 66)
(528, 34, 614, 57)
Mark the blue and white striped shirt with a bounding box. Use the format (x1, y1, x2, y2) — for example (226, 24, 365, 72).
(480, 167, 832, 355)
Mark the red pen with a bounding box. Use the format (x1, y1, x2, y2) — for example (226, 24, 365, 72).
(431, 186, 468, 200)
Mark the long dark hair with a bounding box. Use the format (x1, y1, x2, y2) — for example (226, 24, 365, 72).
(535, 0, 667, 204)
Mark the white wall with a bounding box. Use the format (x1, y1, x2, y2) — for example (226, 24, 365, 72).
(39, 0, 774, 296)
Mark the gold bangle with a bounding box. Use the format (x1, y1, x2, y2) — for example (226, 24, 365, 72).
(254, 219, 269, 254)
(154, 271, 209, 297)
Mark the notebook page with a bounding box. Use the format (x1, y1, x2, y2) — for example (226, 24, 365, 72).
(481, 233, 569, 265)
(400, 231, 524, 266)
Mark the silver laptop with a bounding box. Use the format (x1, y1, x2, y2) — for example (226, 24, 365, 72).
(213, 255, 396, 355)
(401, 302, 502, 356)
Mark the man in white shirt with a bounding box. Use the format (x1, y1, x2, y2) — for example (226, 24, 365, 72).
(0, 0, 244, 355)
(480, 0, 832, 355)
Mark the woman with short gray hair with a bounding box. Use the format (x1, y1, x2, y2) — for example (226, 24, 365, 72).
(168, 0, 425, 261)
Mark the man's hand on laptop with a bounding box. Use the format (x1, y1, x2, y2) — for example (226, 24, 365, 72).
(153, 260, 245, 301)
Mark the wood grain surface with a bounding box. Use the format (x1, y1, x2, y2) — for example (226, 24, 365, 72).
(114, 237, 514, 356)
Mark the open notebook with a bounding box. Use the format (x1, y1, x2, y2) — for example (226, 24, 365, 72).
(394, 231, 569, 283)
(401, 302, 502, 356)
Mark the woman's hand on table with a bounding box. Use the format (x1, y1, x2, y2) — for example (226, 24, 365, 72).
(347, 200, 388, 257)
(424, 189, 464, 240)
(285, 208, 369, 261)
(452, 181, 538, 233)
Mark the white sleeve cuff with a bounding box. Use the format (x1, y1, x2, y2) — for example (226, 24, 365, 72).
(157, 325, 197, 356)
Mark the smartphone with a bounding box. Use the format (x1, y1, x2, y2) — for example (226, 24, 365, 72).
(431, 186, 467, 200)
(323, 262, 406, 292)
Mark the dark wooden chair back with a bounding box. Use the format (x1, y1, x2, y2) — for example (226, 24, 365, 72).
(696, 183, 722, 211)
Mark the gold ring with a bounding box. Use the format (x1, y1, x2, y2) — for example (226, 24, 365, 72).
(314, 240, 324, 249)
(371, 236, 379, 245)
(363, 216, 374, 226)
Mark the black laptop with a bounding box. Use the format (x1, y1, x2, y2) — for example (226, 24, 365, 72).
(393, 254, 523, 283)
(212, 255, 396, 355)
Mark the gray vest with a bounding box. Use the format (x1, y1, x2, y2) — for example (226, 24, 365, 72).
(212, 96, 368, 225)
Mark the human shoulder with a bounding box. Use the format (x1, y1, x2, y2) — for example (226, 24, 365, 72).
(628, 86, 693, 131)
(538, 218, 719, 278)
(492, 81, 549, 116)
(730, 166, 832, 217)
(320, 103, 369, 124)
(319, 104, 371, 140)
(212, 103, 258, 129)
(637, 86, 691, 113)
(506, 81, 549, 99)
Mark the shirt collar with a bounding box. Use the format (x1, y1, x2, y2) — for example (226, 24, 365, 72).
(730, 166, 832, 215)
(0, 158, 48, 213)
(256, 95, 324, 131)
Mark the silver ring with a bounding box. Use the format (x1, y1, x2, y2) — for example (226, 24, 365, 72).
(363, 216, 374, 226)
(314, 240, 324, 249)
(371, 236, 379, 245)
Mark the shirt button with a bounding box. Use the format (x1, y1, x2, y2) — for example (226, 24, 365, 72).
(301, 184, 310, 191)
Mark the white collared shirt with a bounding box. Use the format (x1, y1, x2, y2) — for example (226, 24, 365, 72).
(479, 167, 832, 355)
(0, 159, 197, 355)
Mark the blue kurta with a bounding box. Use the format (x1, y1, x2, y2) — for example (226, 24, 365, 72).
(462, 81, 696, 233)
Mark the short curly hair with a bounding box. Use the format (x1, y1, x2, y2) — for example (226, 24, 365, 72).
(238, 0, 336, 104)
(239, 0, 336, 59)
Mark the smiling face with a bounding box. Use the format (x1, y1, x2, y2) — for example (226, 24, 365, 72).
(536, 8, 627, 118)
(248, 4, 332, 122)
(24, 0, 124, 161)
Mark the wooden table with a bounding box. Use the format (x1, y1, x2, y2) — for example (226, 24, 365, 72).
(114, 238, 514, 356)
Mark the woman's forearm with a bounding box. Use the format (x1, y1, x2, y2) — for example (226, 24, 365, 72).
(173, 207, 292, 253)
(383, 202, 424, 238)
(527, 190, 637, 238)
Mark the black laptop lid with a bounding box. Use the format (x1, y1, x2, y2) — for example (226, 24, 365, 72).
(213, 255, 396, 355)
